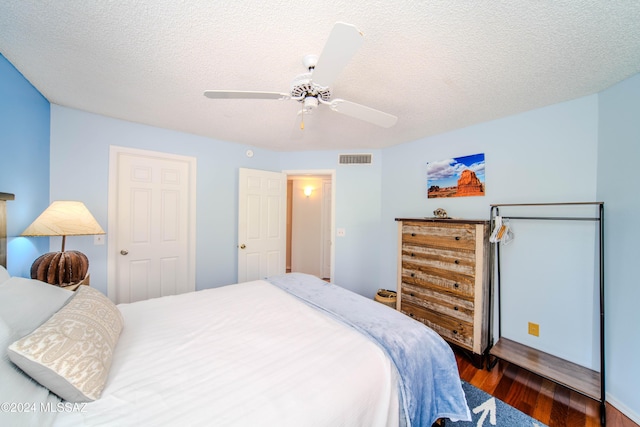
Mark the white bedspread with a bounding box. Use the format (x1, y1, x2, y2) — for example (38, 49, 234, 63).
(54, 280, 399, 427)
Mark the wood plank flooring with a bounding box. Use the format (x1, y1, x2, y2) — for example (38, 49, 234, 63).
(454, 349, 638, 427)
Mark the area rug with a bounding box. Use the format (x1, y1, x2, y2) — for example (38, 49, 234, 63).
(443, 381, 547, 427)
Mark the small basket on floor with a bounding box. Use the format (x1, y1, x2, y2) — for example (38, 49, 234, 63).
(374, 289, 397, 309)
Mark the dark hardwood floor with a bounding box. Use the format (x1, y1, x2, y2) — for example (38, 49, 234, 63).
(453, 349, 637, 427)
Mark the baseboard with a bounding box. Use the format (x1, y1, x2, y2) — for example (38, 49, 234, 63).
(607, 393, 640, 426)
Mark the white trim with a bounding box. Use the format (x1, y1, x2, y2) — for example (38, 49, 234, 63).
(283, 169, 336, 282)
(107, 145, 197, 302)
(473, 223, 484, 354)
(606, 393, 640, 425)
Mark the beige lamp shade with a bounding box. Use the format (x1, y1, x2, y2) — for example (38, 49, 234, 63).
(21, 201, 105, 287)
(21, 201, 105, 238)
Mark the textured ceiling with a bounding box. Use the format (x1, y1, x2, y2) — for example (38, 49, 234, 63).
(1, 1, 640, 151)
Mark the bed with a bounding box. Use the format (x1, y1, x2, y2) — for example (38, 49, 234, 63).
(0, 267, 470, 427)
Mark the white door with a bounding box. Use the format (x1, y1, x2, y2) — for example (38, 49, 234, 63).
(238, 168, 287, 282)
(108, 147, 196, 304)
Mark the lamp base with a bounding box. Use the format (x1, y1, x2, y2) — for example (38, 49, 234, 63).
(30, 251, 89, 287)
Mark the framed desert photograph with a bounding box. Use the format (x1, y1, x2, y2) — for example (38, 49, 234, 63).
(427, 153, 485, 198)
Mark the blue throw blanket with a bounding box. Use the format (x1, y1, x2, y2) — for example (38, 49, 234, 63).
(267, 273, 471, 427)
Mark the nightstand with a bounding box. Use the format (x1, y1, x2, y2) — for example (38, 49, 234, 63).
(61, 274, 90, 292)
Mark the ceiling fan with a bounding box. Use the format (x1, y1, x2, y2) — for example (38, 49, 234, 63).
(203, 22, 398, 129)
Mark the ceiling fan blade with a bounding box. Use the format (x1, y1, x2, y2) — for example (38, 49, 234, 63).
(329, 99, 398, 128)
(311, 22, 364, 88)
(204, 90, 291, 100)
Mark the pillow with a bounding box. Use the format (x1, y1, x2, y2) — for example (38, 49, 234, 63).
(8, 286, 124, 402)
(0, 277, 71, 425)
(0, 318, 60, 427)
(0, 265, 9, 284)
(0, 277, 74, 339)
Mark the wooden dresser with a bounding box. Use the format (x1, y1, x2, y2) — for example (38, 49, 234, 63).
(395, 218, 490, 361)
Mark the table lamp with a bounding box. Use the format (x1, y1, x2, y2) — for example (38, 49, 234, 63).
(21, 201, 105, 287)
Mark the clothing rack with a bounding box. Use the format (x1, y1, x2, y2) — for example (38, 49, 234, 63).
(488, 202, 605, 426)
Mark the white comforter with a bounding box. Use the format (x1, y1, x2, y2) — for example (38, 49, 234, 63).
(54, 280, 399, 427)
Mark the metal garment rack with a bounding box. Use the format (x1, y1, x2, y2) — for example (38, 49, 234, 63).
(488, 202, 605, 426)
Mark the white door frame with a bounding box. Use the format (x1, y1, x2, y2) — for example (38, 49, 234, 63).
(283, 169, 336, 281)
(107, 145, 197, 302)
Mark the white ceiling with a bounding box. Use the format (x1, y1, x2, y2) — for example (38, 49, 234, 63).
(1, 1, 640, 152)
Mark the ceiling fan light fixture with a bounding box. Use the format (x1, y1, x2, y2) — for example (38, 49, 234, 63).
(303, 96, 318, 110)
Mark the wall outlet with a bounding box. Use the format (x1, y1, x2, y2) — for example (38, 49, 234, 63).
(337, 228, 346, 237)
(528, 322, 540, 337)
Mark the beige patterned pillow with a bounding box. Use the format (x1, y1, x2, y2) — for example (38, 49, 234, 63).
(8, 286, 123, 402)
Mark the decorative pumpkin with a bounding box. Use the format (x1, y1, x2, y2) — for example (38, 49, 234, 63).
(30, 251, 89, 287)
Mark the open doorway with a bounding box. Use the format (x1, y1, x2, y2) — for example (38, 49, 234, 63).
(285, 172, 334, 281)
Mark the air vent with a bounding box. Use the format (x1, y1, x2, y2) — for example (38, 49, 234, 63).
(339, 154, 373, 165)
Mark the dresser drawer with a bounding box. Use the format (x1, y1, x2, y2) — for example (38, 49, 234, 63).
(401, 243, 476, 276)
(401, 283, 474, 323)
(401, 264, 475, 299)
(402, 221, 476, 251)
(401, 301, 473, 350)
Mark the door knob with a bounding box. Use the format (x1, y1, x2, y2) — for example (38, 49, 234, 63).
(239, 244, 246, 249)
(120, 250, 129, 255)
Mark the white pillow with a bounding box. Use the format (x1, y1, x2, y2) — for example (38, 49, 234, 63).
(8, 286, 123, 402)
(0, 277, 74, 338)
(0, 318, 60, 427)
(0, 265, 10, 284)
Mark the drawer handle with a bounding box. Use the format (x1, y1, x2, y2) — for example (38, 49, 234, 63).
(454, 259, 460, 264)
(454, 306, 458, 311)
(410, 253, 415, 257)
(410, 273, 415, 278)
(453, 330, 458, 335)
(455, 236, 461, 240)
(454, 283, 459, 288)
(409, 313, 415, 318)
(411, 233, 416, 237)
(409, 293, 415, 297)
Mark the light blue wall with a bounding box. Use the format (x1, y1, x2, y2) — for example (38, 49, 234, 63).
(51, 109, 386, 299)
(380, 96, 601, 369)
(0, 54, 50, 276)
(279, 150, 383, 296)
(380, 96, 600, 290)
(597, 73, 640, 418)
(50, 105, 280, 294)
